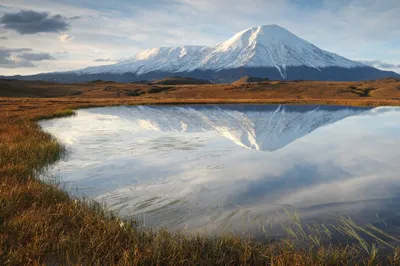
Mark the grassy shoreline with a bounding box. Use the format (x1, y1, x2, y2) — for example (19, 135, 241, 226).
(1, 98, 400, 265)
(3, 96, 400, 107)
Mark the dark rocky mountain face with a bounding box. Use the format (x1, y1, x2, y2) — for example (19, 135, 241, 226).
(4, 66, 399, 83)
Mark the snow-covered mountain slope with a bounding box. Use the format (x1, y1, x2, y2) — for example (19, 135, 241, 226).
(9, 24, 399, 82)
(97, 105, 367, 151)
(78, 25, 364, 79)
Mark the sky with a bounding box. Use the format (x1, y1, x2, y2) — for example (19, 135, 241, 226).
(0, 0, 399, 75)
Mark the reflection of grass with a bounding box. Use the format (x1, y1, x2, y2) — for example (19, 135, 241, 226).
(1, 99, 400, 265)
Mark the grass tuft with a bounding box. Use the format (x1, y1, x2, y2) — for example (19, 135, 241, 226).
(35, 109, 76, 121)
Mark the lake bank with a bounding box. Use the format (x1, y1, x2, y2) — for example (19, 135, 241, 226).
(1, 98, 400, 265)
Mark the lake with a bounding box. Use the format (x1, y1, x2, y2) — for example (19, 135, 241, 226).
(39, 105, 400, 237)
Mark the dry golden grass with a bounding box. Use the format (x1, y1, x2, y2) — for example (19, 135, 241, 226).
(1, 79, 400, 265)
(1, 78, 400, 105)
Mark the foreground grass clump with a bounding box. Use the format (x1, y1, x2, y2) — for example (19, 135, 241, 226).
(1, 97, 400, 265)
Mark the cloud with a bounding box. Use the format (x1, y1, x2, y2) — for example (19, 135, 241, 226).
(0, 48, 55, 69)
(0, 47, 35, 68)
(360, 60, 400, 69)
(19, 52, 54, 61)
(0, 36, 7, 40)
(69, 16, 82, 20)
(59, 33, 73, 42)
(0, 10, 70, 34)
(1, 47, 32, 53)
(94, 58, 112, 62)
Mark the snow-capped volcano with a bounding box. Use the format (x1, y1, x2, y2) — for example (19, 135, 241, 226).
(9, 25, 400, 82)
(79, 25, 364, 79)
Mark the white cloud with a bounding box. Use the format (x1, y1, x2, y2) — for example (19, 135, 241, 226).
(360, 60, 400, 69)
(59, 33, 73, 42)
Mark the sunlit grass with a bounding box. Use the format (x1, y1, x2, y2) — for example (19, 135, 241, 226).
(35, 109, 76, 121)
(1, 97, 400, 265)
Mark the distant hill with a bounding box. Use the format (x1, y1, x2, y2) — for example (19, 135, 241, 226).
(151, 77, 212, 85)
(233, 76, 270, 84)
(89, 79, 118, 84)
(0, 79, 82, 97)
(131, 80, 151, 84)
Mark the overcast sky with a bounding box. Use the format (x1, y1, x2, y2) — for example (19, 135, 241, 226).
(0, 0, 399, 75)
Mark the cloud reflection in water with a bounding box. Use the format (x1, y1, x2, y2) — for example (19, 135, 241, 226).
(40, 105, 400, 235)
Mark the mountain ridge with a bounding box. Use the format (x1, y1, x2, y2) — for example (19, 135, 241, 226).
(3, 25, 400, 83)
(77, 25, 365, 79)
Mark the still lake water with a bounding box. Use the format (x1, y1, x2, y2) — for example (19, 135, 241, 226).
(40, 105, 400, 236)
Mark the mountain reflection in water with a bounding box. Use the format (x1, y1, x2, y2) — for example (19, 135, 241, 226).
(40, 105, 400, 236)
